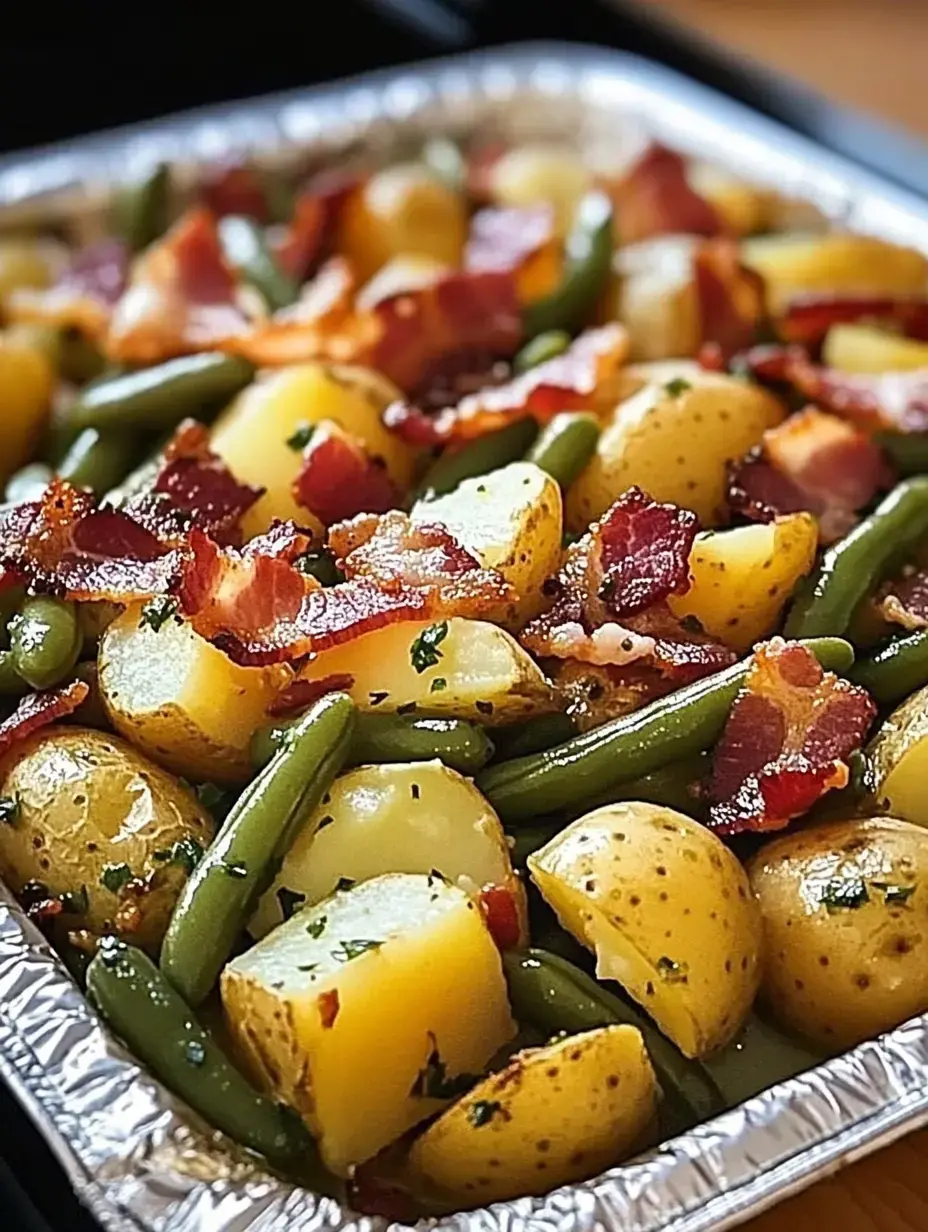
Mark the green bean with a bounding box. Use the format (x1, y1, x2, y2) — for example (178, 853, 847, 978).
(251, 712, 494, 776)
(850, 628, 928, 705)
(526, 411, 600, 489)
(162, 693, 356, 1005)
(876, 432, 928, 477)
(86, 939, 317, 1165)
(477, 637, 854, 823)
(113, 162, 171, 251)
(218, 215, 298, 311)
(785, 478, 928, 640)
(492, 713, 577, 762)
(4, 462, 52, 503)
(512, 329, 571, 375)
(502, 949, 725, 1125)
(0, 650, 28, 696)
(68, 353, 255, 433)
(57, 428, 139, 496)
(412, 417, 539, 503)
(295, 550, 343, 586)
(9, 596, 82, 690)
(522, 191, 614, 339)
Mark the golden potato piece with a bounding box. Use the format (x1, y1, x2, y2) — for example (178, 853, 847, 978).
(866, 684, 928, 827)
(529, 803, 762, 1057)
(748, 816, 928, 1050)
(488, 144, 593, 235)
(823, 324, 928, 374)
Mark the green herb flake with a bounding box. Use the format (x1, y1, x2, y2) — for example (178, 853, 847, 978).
(138, 595, 180, 633)
(820, 877, 870, 913)
(152, 837, 205, 875)
(286, 422, 315, 452)
(430, 677, 447, 693)
(223, 861, 248, 879)
(411, 1033, 480, 1099)
(317, 814, 335, 831)
(468, 1099, 502, 1128)
(277, 886, 307, 921)
(410, 621, 449, 673)
(185, 1040, 206, 1067)
(306, 915, 328, 940)
(656, 956, 689, 985)
(333, 938, 384, 963)
(872, 881, 916, 907)
(100, 863, 133, 894)
(0, 794, 21, 826)
(663, 377, 692, 397)
(298, 963, 319, 973)
(368, 690, 389, 706)
(335, 876, 356, 893)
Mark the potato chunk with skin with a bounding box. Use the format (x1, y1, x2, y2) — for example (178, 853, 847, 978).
(488, 144, 593, 236)
(249, 759, 521, 939)
(668, 515, 818, 653)
(99, 605, 289, 785)
(221, 874, 515, 1175)
(407, 1025, 657, 1205)
(529, 803, 762, 1057)
(412, 462, 563, 626)
(748, 817, 928, 1050)
(566, 369, 784, 529)
(866, 684, 928, 826)
(298, 617, 556, 725)
(210, 362, 415, 539)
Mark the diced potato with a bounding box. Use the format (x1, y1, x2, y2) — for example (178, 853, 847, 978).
(298, 616, 556, 725)
(407, 1026, 657, 1205)
(742, 232, 928, 314)
(250, 759, 522, 939)
(221, 873, 515, 1174)
(210, 362, 416, 539)
(412, 462, 563, 626)
(337, 164, 467, 282)
(823, 324, 928, 374)
(99, 605, 289, 785)
(0, 333, 54, 482)
(668, 514, 818, 653)
(488, 144, 593, 235)
(866, 683, 928, 826)
(688, 164, 768, 236)
(608, 235, 700, 361)
(529, 803, 763, 1057)
(566, 369, 784, 529)
(355, 253, 449, 311)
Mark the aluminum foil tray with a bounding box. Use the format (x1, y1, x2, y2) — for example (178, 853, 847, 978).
(2, 41, 928, 1232)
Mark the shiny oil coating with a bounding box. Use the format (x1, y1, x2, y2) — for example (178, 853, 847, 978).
(2, 42, 928, 1232)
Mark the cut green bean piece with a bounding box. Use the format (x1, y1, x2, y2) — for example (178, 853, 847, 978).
(113, 163, 171, 251)
(218, 215, 298, 311)
(513, 329, 571, 375)
(412, 417, 539, 503)
(9, 596, 82, 690)
(850, 628, 928, 705)
(58, 428, 138, 495)
(876, 432, 928, 477)
(522, 191, 613, 339)
(492, 713, 577, 762)
(526, 411, 600, 489)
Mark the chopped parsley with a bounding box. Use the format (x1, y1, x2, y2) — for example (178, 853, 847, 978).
(468, 1099, 502, 1128)
(298, 963, 319, 974)
(306, 915, 328, 939)
(0, 794, 21, 826)
(332, 938, 384, 963)
(100, 863, 133, 894)
(286, 422, 315, 451)
(430, 677, 447, 693)
(872, 881, 916, 907)
(410, 621, 449, 673)
(819, 876, 870, 913)
(335, 876, 356, 892)
(411, 1034, 479, 1099)
(153, 837, 205, 875)
(138, 596, 180, 633)
(656, 956, 689, 985)
(223, 861, 248, 879)
(185, 1040, 206, 1067)
(277, 886, 307, 921)
(664, 377, 692, 397)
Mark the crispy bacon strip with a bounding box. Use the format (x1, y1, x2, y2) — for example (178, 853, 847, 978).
(384, 323, 628, 446)
(609, 143, 723, 245)
(8, 240, 129, 340)
(464, 204, 559, 303)
(728, 407, 893, 543)
(292, 425, 399, 527)
(0, 682, 89, 759)
(780, 294, 928, 347)
(707, 638, 876, 834)
(275, 171, 359, 282)
(694, 238, 766, 357)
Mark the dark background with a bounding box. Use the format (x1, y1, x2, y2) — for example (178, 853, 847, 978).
(0, 3, 926, 1230)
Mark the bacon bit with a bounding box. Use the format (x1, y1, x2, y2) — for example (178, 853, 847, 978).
(479, 885, 522, 951)
(292, 425, 399, 527)
(384, 323, 628, 446)
(275, 170, 359, 281)
(267, 673, 355, 718)
(317, 988, 340, 1029)
(597, 487, 699, 618)
(106, 208, 251, 363)
(464, 204, 560, 303)
(728, 407, 893, 543)
(244, 521, 314, 562)
(609, 143, 723, 245)
(707, 638, 876, 835)
(200, 164, 270, 221)
(8, 240, 129, 340)
(780, 294, 928, 347)
(0, 681, 89, 759)
(694, 238, 765, 358)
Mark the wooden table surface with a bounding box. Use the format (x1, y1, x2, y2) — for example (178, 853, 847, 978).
(642, 4, 928, 1227)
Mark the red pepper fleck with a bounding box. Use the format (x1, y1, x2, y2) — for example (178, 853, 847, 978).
(479, 884, 521, 951)
(317, 988, 340, 1029)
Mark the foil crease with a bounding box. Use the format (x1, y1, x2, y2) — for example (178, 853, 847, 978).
(1, 43, 928, 1232)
